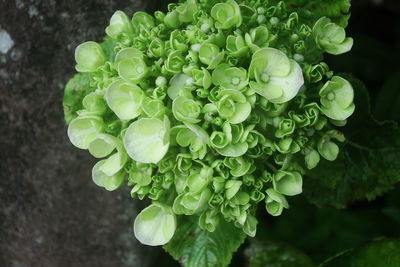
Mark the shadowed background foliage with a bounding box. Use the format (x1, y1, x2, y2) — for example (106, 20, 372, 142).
(0, 0, 399, 266)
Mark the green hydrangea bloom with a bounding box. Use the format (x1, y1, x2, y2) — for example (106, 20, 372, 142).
(319, 76, 355, 120)
(65, 0, 356, 247)
(313, 17, 353, 55)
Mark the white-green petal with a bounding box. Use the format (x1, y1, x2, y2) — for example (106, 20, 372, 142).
(265, 188, 289, 216)
(134, 203, 176, 246)
(105, 10, 133, 39)
(216, 142, 248, 157)
(249, 81, 283, 100)
(184, 122, 210, 145)
(92, 160, 125, 191)
(313, 17, 353, 55)
(114, 47, 144, 68)
(319, 76, 355, 120)
(267, 60, 304, 103)
(273, 171, 303, 196)
(318, 139, 339, 161)
(249, 48, 291, 78)
(228, 102, 252, 124)
(82, 91, 106, 114)
(123, 117, 170, 164)
(99, 148, 128, 176)
(167, 73, 192, 100)
(321, 101, 355, 121)
(67, 116, 104, 149)
(172, 96, 201, 123)
(105, 80, 144, 120)
(141, 97, 165, 118)
(88, 133, 118, 158)
(74, 41, 106, 73)
(182, 189, 211, 212)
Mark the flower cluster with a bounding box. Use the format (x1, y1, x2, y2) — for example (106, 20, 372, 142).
(67, 0, 355, 246)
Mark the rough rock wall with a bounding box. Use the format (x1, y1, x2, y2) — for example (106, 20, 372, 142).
(0, 1, 171, 266)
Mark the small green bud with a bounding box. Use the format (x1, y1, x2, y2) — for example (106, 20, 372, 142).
(131, 12, 155, 30)
(225, 180, 242, 200)
(172, 96, 202, 123)
(164, 10, 181, 28)
(74, 41, 105, 73)
(155, 76, 167, 87)
(273, 170, 303, 196)
(216, 89, 251, 124)
(265, 188, 289, 216)
(165, 50, 186, 74)
(170, 30, 189, 52)
(223, 157, 252, 177)
(211, 0, 242, 30)
(149, 38, 165, 57)
(198, 42, 225, 70)
(317, 137, 339, 161)
(105, 10, 133, 39)
(226, 34, 248, 58)
(181, 189, 212, 214)
(192, 67, 212, 90)
(243, 214, 257, 237)
(176, 0, 198, 23)
(304, 148, 320, 169)
(275, 118, 295, 138)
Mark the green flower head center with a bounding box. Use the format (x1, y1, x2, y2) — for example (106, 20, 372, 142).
(231, 76, 241, 85)
(183, 102, 198, 114)
(283, 121, 292, 129)
(216, 5, 230, 21)
(136, 65, 144, 74)
(201, 23, 210, 32)
(219, 98, 236, 117)
(261, 72, 270, 83)
(327, 92, 335, 101)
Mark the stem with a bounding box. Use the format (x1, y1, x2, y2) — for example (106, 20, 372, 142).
(265, 161, 278, 172)
(163, 191, 177, 206)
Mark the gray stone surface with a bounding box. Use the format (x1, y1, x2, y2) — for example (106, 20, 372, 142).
(0, 0, 171, 266)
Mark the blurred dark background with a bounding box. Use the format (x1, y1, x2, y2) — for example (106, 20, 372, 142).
(0, 0, 399, 266)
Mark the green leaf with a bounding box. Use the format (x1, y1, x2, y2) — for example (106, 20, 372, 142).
(283, 0, 351, 27)
(320, 238, 400, 267)
(62, 73, 93, 124)
(163, 216, 246, 267)
(304, 75, 400, 208)
(373, 69, 400, 121)
(245, 240, 313, 267)
(257, 192, 400, 264)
